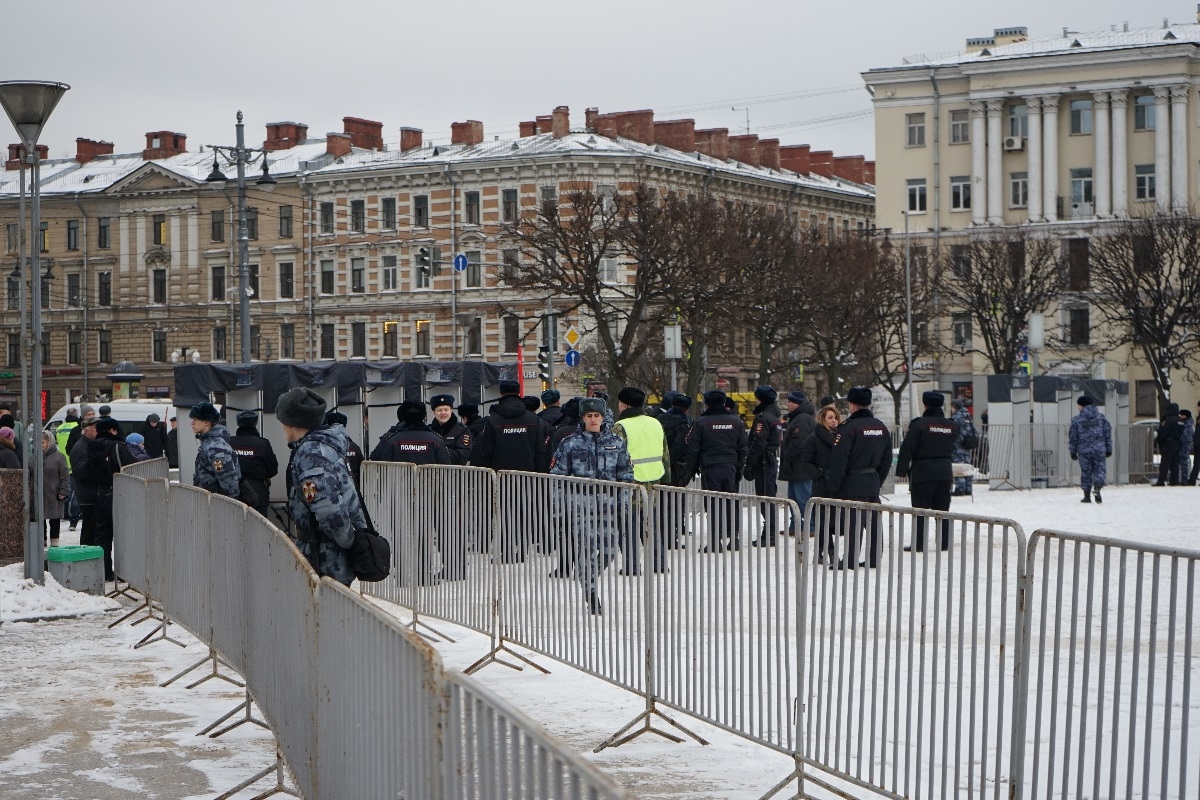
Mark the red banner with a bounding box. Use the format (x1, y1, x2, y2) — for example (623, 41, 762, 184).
(516, 347, 525, 395)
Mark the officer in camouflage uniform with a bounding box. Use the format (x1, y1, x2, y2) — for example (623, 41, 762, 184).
(1069, 395, 1112, 504)
(278, 387, 366, 587)
(190, 402, 241, 498)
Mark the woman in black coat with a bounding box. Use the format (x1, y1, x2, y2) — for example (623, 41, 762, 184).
(796, 404, 841, 562)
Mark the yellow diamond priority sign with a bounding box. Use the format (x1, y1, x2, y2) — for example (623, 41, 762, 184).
(564, 326, 581, 348)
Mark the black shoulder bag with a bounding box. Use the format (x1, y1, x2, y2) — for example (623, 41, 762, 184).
(349, 488, 392, 582)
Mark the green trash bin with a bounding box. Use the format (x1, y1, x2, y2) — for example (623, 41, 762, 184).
(47, 545, 105, 596)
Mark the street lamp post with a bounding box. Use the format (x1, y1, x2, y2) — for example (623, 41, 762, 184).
(205, 111, 275, 364)
(0, 80, 70, 584)
(903, 210, 916, 421)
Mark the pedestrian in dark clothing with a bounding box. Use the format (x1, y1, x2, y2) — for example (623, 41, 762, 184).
(428, 394, 474, 579)
(124, 433, 152, 461)
(70, 420, 98, 554)
(166, 416, 179, 469)
(1178, 409, 1194, 485)
(230, 410, 279, 518)
(744, 386, 783, 546)
(83, 417, 137, 582)
(1155, 402, 1185, 486)
(323, 410, 364, 492)
(190, 402, 241, 498)
(550, 397, 582, 452)
(0, 427, 20, 468)
(827, 386, 892, 570)
(65, 404, 95, 456)
(895, 391, 958, 551)
(1189, 402, 1200, 486)
(428, 394, 474, 466)
(778, 391, 817, 535)
(797, 405, 841, 561)
(138, 413, 169, 459)
(470, 381, 550, 473)
(682, 390, 748, 552)
(538, 389, 564, 427)
(950, 399, 976, 495)
(458, 403, 487, 440)
(659, 394, 693, 488)
(1069, 395, 1113, 503)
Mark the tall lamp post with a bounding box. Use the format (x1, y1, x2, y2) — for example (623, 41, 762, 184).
(205, 111, 276, 363)
(0, 80, 70, 584)
(903, 210, 916, 421)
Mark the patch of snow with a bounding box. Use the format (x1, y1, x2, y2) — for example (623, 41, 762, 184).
(0, 563, 119, 622)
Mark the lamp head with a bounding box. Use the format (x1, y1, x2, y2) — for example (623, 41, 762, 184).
(0, 81, 70, 146)
(205, 155, 228, 187)
(255, 158, 276, 191)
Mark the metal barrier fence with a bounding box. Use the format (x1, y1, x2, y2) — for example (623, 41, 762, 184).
(122, 456, 170, 481)
(112, 473, 636, 800)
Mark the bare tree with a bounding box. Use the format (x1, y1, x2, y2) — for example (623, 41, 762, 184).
(937, 228, 1066, 375)
(1088, 213, 1200, 414)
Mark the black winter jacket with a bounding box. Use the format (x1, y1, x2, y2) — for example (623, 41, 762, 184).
(659, 409, 693, 486)
(827, 408, 893, 500)
(895, 410, 959, 484)
(682, 407, 748, 479)
(370, 422, 451, 465)
(538, 406, 564, 427)
(796, 425, 837, 497)
(429, 415, 474, 466)
(778, 401, 816, 481)
(139, 421, 170, 459)
(230, 426, 280, 484)
(469, 396, 549, 472)
(744, 402, 782, 479)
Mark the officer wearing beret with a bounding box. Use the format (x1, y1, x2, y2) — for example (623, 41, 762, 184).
(682, 390, 748, 552)
(428, 394, 474, 466)
(230, 410, 279, 519)
(190, 401, 242, 499)
(324, 410, 365, 492)
(895, 391, 958, 551)
(827, 386, 892, 569)
(744, 386, 783, 547)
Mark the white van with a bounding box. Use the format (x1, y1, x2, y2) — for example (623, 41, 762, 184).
(45, 399, 176, 439)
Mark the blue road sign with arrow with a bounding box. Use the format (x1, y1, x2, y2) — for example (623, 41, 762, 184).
(564, 349, 581, 368)
(453, 253, 468, 272)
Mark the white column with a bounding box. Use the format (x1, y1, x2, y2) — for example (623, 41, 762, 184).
(987, 99, 1004, 224)
(1171, 84, 1190, 211)
(1093, 92, 1112, 218)
(971, 101, 987, 225)
(1155, 86, 1171, 212)
(1043, 96, 1060, 222)
(1027, 97, 1044, 222)
(1110, 91, 1129, 217)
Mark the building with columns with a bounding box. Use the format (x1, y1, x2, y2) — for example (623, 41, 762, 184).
(864, 16, 1200, 417)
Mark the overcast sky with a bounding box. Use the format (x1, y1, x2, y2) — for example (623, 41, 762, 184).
(5, 0, 1188, 166)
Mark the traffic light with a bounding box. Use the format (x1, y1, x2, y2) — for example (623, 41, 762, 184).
(431, 246, 442, 275)
(416, 246, 431, 276)
(537, 345, 552, 385)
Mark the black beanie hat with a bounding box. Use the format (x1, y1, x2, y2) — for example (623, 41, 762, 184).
(457, 403, 478, 417)
(659, 391, 676, 409)
(1167, 402, 1180, 415)
(523, 396, 542, 412)
(429, 394, 455, 410)
(725, 396, 738, 412)
(704, 389, 726, 408)
(561, 397, 581, 420)
(324, 410, 348, 426)
(787, 391, 806, 405)
(95, 416, 121, 434)
(847, 386, 873, 406)
(275, 388, 327, 429)
(618, 387, 646, 407)
(819, 395, 835, 408)
(399, 400, 427, 422)
(189, 402, 221, 423)
(922, 390, 944, 408)
(1076, 395, 1094, 407)
(672, 394, 693, 410)
(754, 385, 778, 403)
(236, 410, 259, 428)
(498, 380, 521, 396)
(591, 390, 609, 402)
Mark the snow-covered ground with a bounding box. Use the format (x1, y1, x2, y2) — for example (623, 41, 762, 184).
(2, 483, 1197, 799)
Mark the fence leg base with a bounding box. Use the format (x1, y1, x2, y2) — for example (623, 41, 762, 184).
(105, 577, 142, 603)
(758, 763, 801, 800)
(464, 640, 550, 676)
(406, 617, 457, 644)
(213, 747, 299, 800)
(133, 616, 186, 650)
(161, 646, 244, 689)
(107, 595, 156, 629)
(595, 703, 709, 752)
(198, 690, 270, 739)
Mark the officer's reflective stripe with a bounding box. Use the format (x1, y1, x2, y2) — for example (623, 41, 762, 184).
(619, 415, 666, 482)
(631, 455, 660, 464)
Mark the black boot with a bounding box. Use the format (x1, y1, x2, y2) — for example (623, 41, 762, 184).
(1081, 490, 1091, 503)
(587, 590, 603, 616)
(1094, 488, 1102, 504)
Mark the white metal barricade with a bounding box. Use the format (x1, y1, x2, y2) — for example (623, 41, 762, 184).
(359, 461, 418, 609)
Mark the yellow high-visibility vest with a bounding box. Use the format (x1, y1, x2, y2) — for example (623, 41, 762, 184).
(56, 421, 78, 471)
(617, 414, 666, 483)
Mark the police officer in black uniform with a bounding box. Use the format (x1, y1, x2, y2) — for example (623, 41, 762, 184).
(538, 389, 564, 427)
(470, 381, 549, 473)
(659, 394, 693, 488)
(683, 390, 748, 552)
(428, 394, 473, 466)
(230, 410, 279, 519)
(744, 385, 783, 546)
(827, 386, 892, 569)
(458, 403, 487, 440)
(895, 391, 959, 552)
(324, 410, 365, 492)
(371, 401, 451, 465)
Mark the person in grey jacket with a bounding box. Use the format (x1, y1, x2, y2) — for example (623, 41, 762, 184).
(190, 402, 241, 498)
(1068, 395, 1112, 504)
(778, 391, 817, 535)
(41, 430, 71, 546)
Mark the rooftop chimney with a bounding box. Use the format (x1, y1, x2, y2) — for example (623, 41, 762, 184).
(758, 138, 781, 170)
(326, 132, 352, 159)
(780, 144, 811, 175)
(597, 110, 655, 145)
(450, 120, 485, 146)
(142, 131, 186, 160)
(536, 115, 554, 134)
(694, 128, 730, 161)
(552, 106, 570, 138)
(728, 134, 760, 167)
(832, 155, 866, 184)
(863, 160, 876, 185)
(399, 127, 423, 152)
(75, 138, 114, 164)
(653, 119, 696, 153)
(585, 107, 599, 132)
(343, 117, 384, 151)
(519, 120, 538, 137)
(6, 143, 49, 170)
(809, 150, 834, 177)
(264, 121, 309, 152)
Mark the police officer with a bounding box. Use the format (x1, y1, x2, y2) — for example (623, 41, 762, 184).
(659, 394, 693, 488)
(323, 410, 365, 491)
(470, 381, 549, 473)
(827, 386, 892, 569)
(458, 403, 487, 440)
(277, 387, 366, 587)
(538, 389, 564, 427)
(744, 385, 783, 547)
(1069, 395, 1112, 504)
(428, 394, 473, 465)
(230, 410, 279, 518)
(371, 401, 452, 465)
(613, 387, 671, 574)
(190, 402, 241, 498)
(895, 391, 958, 551)
(682, 390, 748, 552)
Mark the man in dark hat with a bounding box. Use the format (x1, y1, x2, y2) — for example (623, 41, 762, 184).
(779, 390, 817, 535)
(470, 381, 549, 473)
(1189, 401, 1200, 486)
(230, 410, 278, 518)
(83, 417, 137, 581)
(682, 390, 748, 552)
(896, 390, 958, 551)
(538, 389, 564, 427)
(1069, 395, 1112, 503)
(139, 413, 169, 460)
(371, 401, 451, 465)
(744, 386, 783, 547)
(428, 394, 473, 466)
(70, 417, 99, 547)
(827, 386, 892, 569)
(950, 398, 977, 495)
(1155, 402, 1185, 486)
(190, 402, 241, 498)
(659, 393, 693, 489)
(166, 416, 178, 469)
(458, 403, 486, 440)
(324, 410, 365, 492)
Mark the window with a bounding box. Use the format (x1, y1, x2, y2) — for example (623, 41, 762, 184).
(414, 254, 430, 289)
(98, 271, 112, 306)
(41, 331, 50, 365)
(351, 257, 365, 293)
(1070, 99, 1093, 134)
(1068, 307, 1090, 346)
(99, 329, 112, 363)
(599, 252, 618, 284)
(152, 214, 166, 245)
(320, 202, 334, 234)
(1067, 237, 1090, 291)
(320, 324, 335, 359)
(465, 317, 482, 355)
(279, 204, 293, 238)
(907, 178, 927, 212)
(350, 200, 365, 232)
(66, 273, 81, 307)
(212, 327, 226, 361)
(597, 184, 617, 213)
(502, 189, 518, 222)
(541, 313, 558, 351)
(504, 316, 520, 353)
(413, 195, 429, 228)
(501, 249, 519, 281)
(250, 325, 261, 361)
(906, 113, 926, 147)
(68, 330, 80, 365)
(248, 264, 259, 298)
(1135, 165, 1156, 201)
(211, 266, 225, 301)
(152, 331, 167, 362)
(465, 250, 481, 288)
(97, 217, 110, 249)
(1008, 104, 1028, 138)
(320, 260, 335, 294)
(5, 223, 16, 252)
(381, 197, 396, 230)
(5, 277, 16, 311)
(1010, 172, 1029, 208)
(950, 244, 970, 280)
(152, 269, 166, 304)
(67, 220, 79, 251)
(1134, 95, 1155, 131)
(279, 262, 294, 299)
(950, 176, 971, 210)
(952, 314, 972, 347)
(211, 210, 224, 242)
(351, 322, 366, 358)
(464, 191, 480, 225)
(39, 221, 47, 252)
(382, 255, 398, 290)
(950, 110, 970, 144)
(280, 324, 295, 359)
(415, 319, 431, 357)
(1070, 167, 1094, 206)
(1008, 241, 1026, 280)
(40, 275, 50, 309)
(1135, 380, 1158, 418)
(7, 334, 18, 367)
(245, 207, 259, 240)
(540, 186, 557, 209)
(382, 321, 398, 357)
